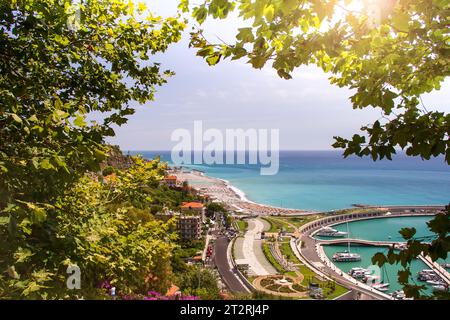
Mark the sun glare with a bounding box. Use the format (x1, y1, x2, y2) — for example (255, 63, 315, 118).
(334, 0, 395, 28)
(335, 0, 372, 20)
(341, 0, 366, 13)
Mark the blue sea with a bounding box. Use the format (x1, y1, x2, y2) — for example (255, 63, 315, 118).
(129, 150, 450, 212)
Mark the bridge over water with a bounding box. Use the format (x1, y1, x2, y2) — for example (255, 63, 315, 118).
(317, 238, 403, 246)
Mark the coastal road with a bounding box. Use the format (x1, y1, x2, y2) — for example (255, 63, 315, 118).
(214, 236, 249, 293)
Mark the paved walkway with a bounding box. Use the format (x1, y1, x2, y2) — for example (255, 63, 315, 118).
(235, 218, 276, 276)
(233, 237, 245, 260)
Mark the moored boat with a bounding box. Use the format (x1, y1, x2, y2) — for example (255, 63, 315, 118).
(426, 280, 444, 286)
(348, 267, 371, 279)
(432, 284, 449, 292)
(417, 269, 438, 281)
(316, 226, 348, 237)
(363, 274, 380, 284)
(371, 282, 390, 292)
(332, 251, 361, 262)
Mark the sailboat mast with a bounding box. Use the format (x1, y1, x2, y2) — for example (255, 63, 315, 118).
(347, 221, 350, 252)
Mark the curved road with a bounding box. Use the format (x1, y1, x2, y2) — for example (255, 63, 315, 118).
(214, 236, 249, 293)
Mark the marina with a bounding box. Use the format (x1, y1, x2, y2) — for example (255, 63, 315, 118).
(323, 245, 436, 295)
(298, 212, 449, 298)
(316, 215, 449, 296)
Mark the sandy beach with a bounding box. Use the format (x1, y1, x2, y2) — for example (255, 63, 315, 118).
(171, 168, 312, 216)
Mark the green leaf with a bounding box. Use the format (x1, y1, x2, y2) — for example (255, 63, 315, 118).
(14, 247, 33, 263)
(22, 281, 44, 296)
(397, 269, 411, 284)
(178, 0, 189, 13)
(74, 115, 87, 128)
(392, 12, 410, 31)
(236, 28, 254, 43)
(371, 252, 387, 267)
(40, 159, 54, 170)
(206, 54, 221, 66)
(105, 43, 114, 51)
(193, 6, 208, 24)
(11, 114, 22, 123)
(264, 5, 275, 22)
(94, 149, 107, 161)
(277, 69, 292, 79)
(28, 115, 38, 122)
(399, 227, 416, 240)
(0, 216, 10, 226)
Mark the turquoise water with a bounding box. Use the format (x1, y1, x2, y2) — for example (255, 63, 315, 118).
(316, 216, 435, 242)
(132, 151, 450, 211)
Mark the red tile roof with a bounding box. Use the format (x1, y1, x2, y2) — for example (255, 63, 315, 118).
(181, 202, 204, 208)
(164, 175, 177, 180)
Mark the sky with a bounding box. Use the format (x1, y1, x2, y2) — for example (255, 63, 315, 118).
(107, 0, 450, 151)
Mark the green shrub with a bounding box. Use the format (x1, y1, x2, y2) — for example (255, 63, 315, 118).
(102, 166, 115, 177)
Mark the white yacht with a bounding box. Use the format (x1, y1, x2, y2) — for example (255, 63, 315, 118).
(418, 270, 437, 281)
(371, 282, 390, 292)
(433, 284, 448, 292)
(419, 269, 435, 274)
(426, 279, 444, 286)
(332, 251, 361, 262)
(348, 267, 371, 279)
(363, 274, 380, 284)
(316, 226, 348, 238)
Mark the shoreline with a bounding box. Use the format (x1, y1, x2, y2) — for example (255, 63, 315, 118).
(170, 167, 313, 216)
(216, 177, 253, 204)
